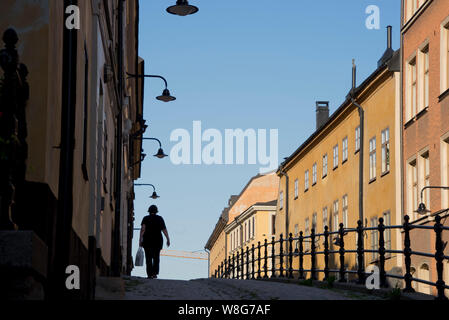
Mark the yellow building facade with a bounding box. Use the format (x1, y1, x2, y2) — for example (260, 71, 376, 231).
(206, 172, 279, 277)
(276, 50, 403, 282)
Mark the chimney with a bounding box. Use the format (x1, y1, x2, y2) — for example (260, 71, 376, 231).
(377, 26, 394, 67)
(316, 101, 329, 130)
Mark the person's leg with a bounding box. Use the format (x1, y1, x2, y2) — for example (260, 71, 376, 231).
(152, 248, 161, 276)
(143, 247, 152, 278)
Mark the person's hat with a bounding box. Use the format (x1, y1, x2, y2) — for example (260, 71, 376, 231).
(148, 205, 158, 214)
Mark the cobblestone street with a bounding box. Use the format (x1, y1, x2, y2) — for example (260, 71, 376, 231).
(96, 276, 385, 300)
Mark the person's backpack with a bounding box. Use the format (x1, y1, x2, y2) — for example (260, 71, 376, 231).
(135, 247, 144, 267)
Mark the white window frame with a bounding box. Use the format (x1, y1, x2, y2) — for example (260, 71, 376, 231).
(342, 137, 348, 162)
(381, 128, 390, 174)
(323, 154, 328, 177)
(333, 145, 339, 169)
(333, 200, 339, 232)
(279, 191, 284, 210)
(312, 163, 317, 185)
(322, 207, 328, 230)
(440, 17, 449, 93)
(369, 137, 377, 181)
(355, 126, 361, 152)
(294, 179, 299, 199)
(305, 170, 309, 191)
(342, 195, 348, 228)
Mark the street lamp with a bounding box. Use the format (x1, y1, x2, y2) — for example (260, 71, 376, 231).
(135, 184, 160, 199)
(415, 186, 449, 215)
(167, 0, 199, 16)
(136, 137, 168, 159)
(126, 73, 176, 102)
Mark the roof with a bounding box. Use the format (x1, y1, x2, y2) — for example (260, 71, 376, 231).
(204, 171, 277, 250)
(278, 49, 400, 173)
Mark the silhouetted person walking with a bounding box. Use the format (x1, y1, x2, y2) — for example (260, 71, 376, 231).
(139, 205, 170, 279)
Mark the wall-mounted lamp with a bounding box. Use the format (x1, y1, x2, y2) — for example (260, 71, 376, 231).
(135, 184, 160, 199)
(415, 186, 449, 215)
(126, 73, 176, 102)
(135, 137, 168, 159)
(167, 0, 199, 16)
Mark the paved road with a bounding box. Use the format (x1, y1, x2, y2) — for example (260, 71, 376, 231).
(119, 277, 378, 300)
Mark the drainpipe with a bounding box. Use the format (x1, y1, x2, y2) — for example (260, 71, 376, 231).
(348, 60, 364, 225)
(112, 0, 125, 277)
(279, 164, 289, 263)
(53, 0, 78, 299)
(349, 60, 365, 273)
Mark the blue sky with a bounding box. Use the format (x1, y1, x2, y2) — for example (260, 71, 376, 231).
(131, 0, 401, 280)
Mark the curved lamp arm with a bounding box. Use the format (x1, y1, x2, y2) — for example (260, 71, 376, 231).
(135, 183, 156, 192)
(126, 73, 168, 89)
(420, 186, 449, 203)
(142, 137, 162, 149)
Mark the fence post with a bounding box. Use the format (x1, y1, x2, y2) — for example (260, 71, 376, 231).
(232, 253, 236, 279)
(271, 236, 276, 278)
(403, 215, 415, 292)
(236, 251, 240, 279)
(338, 223, 346, 282)
(324, 226, 330, 281)
(299, 231, 305, 280)
(434, 215, 448, 300)
(251, 244, 255, 279)
(241, 247, 244, 279)
(378, 217, 387, 288)
(220, 262, 224, 278)
(289, 233, 293, 279)
(264, 239, 268, 279)
(279, 234, 284, 278)
(356, 220, 365, 284)
(246, 246, 250, 280)
(311, 228, 317, 280)
(257, 241, 261, 279)
(228, 256, 231, 279)
(224, 257, 228, 279)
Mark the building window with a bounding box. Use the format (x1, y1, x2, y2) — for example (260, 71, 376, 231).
(271, 214, 276, 235)
(294, 179, 299, 199)
(294, 224, 299, 237)
(312, 212, 317, 231)
(444, 21, 449, 91)
(421, 151, 430, 210)
(407, 57, 417, 120)
(279, 191, 284, 210)
(333, 200, 339, 232)
(305, 170, 309, 191)
(381, 128, 390, 174)
(342, 195, 348, 228)
(305, 218, 310, 251)
(342, 137, 348, 163)
(369, 137, 377, 181)
(322, 207, 328, 230)
(383, 211, 392, 256)
(312, 163, 317, 185)
(355, 126, 361, 152)
(323, 154, 328, 177)
(333, 145, 339, 169)
(252, 216, 255, 238)
(420, 45, 429, 110)
(370, 217, 379, 261)
(408, 159, 419, 219)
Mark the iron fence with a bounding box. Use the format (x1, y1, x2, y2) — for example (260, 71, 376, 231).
(212, 214, 449, 300)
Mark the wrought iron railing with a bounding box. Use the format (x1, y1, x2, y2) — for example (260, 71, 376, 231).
(212, 214, 449, 300)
